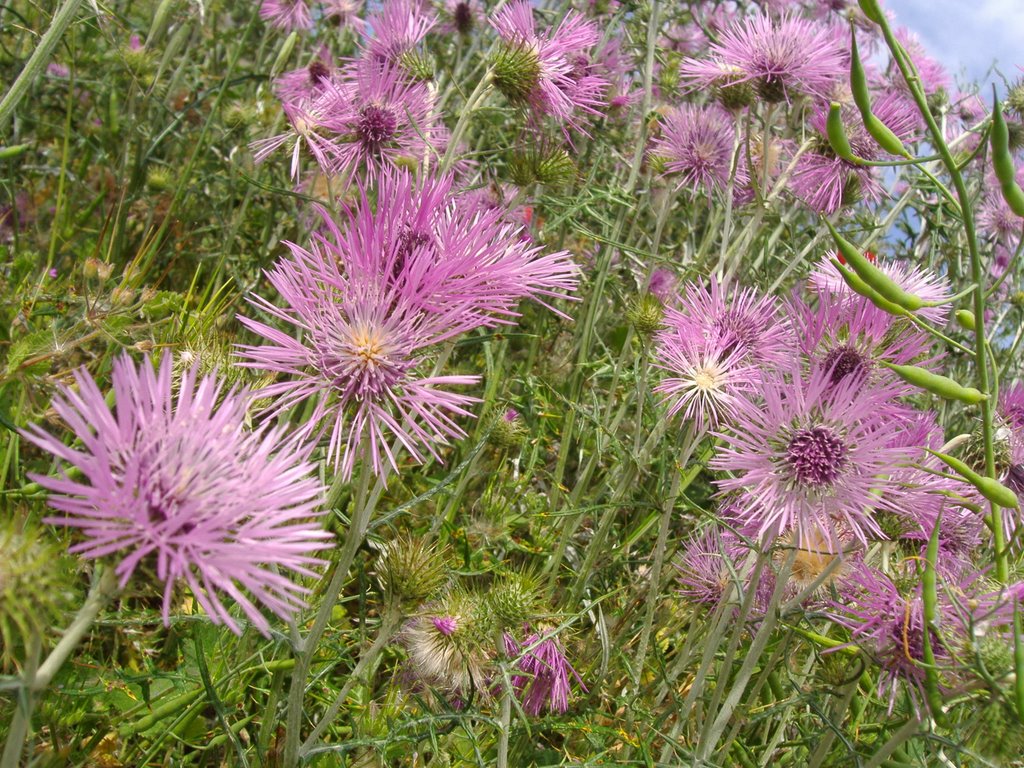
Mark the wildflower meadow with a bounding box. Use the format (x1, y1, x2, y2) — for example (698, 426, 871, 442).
(5, 0, 1024, 764)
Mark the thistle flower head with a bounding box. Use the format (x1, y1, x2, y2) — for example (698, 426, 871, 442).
(259, 0, 313, 30)
(490, 0, 609, 130)
(503, 626, 585, 715)
(664, 276, 793, 369)
(649, 104, 744, 197)
(679, 12, 845, 104)
(486, 570, 543, 628)
(711, 361, 916, 548)
(239, 170, 578, 478)
(403, 589, 491, 697)
(22, 355, 332, 636)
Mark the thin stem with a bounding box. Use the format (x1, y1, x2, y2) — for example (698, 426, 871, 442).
(282, 445, 379, 768)
(299, 607, 404, 754)
(496, 687, 512, 768)
(439, 71, 493, 174)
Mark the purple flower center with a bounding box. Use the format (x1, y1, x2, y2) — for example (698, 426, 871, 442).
(432, 616, 458, 636)
(786, 426, 847, 487)
(358, 105, 398, 149)
(822, 344, 868, 385)
(308, 61, 331, 86)
(453, 1, 473, 33)
(141, 478, 196, 536)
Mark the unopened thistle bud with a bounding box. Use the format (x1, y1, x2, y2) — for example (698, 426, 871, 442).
(399, 50, 434, 82)
(718, 75, 755, 112)
(960, 426, 1013, 477)
(970, 700, 1024, 762)
(489, 408, 527, 449)
(492, 44, 541, 105)
(486, 570, 542, 629)
(376, 536, 450, 605)
(146, 166, 174, 192)
(510, 145, 576, 187)
(627, 293, 665, 339)
(1007, 80, 1024, 119)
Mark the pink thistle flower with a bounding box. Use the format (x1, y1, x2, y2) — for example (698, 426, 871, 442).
(260, 0, 313, 30)
(679, 11, 845, 104)
(317, 61, 442, 177)
(808, 255, 951, 326)
(790, 288, 936, 387)
(650, 104, 744, 197)
(675, 529, 746, 607)
(22, 355, 331, 636)
(275, 48, 338, 105)
(489, 1, 609, 130)
(249, 99, 346, 181)
(503, 627, 585, 715)
(664, 277, 793, 369)
(999, 383, 1024, 431)
(441, 0, 483, 36)
(711, 362, 916, 547)
(321, 0, 368, 35)
(830, 562, 1013, 714)
(365, 0, 437, 65)
(653, 330, 757, 433)
(239, 171, 578, 477)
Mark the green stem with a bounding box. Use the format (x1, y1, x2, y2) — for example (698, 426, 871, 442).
(282, 446, 378, 768)
(0, 0, 87, 132)
(439, 71, 493, 174)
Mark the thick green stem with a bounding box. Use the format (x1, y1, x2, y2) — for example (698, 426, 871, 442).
(0, 0, 87, 132)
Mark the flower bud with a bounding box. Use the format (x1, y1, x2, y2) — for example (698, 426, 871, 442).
(627, 293, 664, 339)
(492, 44, 541, 105)
(489, 408, 527, 450)
(376, 536, 450, 606)
(486, 570, 542, 629)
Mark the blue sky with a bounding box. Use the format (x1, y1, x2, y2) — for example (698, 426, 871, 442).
(887, 0, 1024, 92)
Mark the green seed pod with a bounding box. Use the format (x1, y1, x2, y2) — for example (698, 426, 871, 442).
(850, 33, 911, 158)
(831, 260, 909, 316)
(0, 143, 30, 160)
(930, 450, 1021, 510)
(270, 30, 298, 78)
(883, 362, 987, 403)
(955, 309, 976, 331)
(825, 222, 925, 311)
(990, 98, 1024, 216)
(826, 103, 861, 164)
(857, 0, 885, 24)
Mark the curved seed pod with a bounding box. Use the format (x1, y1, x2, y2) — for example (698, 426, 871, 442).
(831, 260, 909, 316)
(955, 309, 976, 330)
(0, 144, 30, 160)
(826, 103, 861, 163)
(929, 450, 1021, 510)
(825, 222, 925, 310)
(990, 98, 1024, 216)
(850, 34, 911, 158)
(883, 362, 987, 403)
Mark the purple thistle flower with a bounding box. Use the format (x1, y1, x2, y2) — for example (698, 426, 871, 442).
(978, 169, 1024, 245)
(21, 355, 331, 636)
(317, 61, 442, 177)
(711, 361, 916, 547)
(790, 288, 936, 388)
(442, 0, 483, 36)
(490, 1, 609, 129)
(1000, 383, 1024, 431)
(239, 170, 578, 478)
(260, 0, 313, 30)
(275, 47, 338, 105)
(664, 276, 793, 369)
(675, 529, 745, 607)
(249, 99, 346, 181)
(403, 601, 488, 696)
(321, 0, 368, 35)
(679, 11, 845, 104)
(653, 329, 756, 433)
(365, 0, 437, 65)
(503, 627, 585, 715)
(650, 104, 744, 197)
